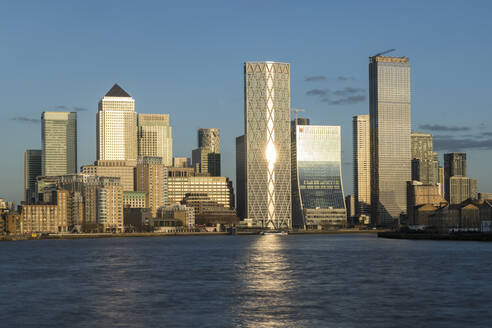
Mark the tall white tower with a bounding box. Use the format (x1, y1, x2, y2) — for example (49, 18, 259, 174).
(97, 84, 137, 161)
(240, 61, 291, 229)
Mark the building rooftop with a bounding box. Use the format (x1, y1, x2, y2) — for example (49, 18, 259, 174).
(105, 84, 131, 97)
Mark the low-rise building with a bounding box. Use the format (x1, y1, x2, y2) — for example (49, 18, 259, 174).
(124, 207, 153, 232)
(158, 204, 195, 228)
(123, 191, 147, 208)
(21, 189, 70, 233)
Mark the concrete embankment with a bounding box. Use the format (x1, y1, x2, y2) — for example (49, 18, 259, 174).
(0, 229, 383, 242)
(378, 231, 492, 242)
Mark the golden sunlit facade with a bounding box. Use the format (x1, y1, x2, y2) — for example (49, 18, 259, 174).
(243, 61, 291, 229)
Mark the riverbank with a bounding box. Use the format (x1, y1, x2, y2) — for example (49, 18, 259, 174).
(378, 231, 492, 242)
(0, 229, 384, 242)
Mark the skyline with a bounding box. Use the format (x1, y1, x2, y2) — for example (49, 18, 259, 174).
(1, 0, 492, 202)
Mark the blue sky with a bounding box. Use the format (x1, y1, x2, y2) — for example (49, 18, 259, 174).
(1, 0, 491, 202)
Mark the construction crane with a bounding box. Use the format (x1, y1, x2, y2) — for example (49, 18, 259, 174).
(292, 108, 305, 122)
(373, 48, 396, 57)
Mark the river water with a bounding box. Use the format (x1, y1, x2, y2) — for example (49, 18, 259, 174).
(1, 234, 491, 327)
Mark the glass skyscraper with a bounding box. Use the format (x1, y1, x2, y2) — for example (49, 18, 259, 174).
(42, 111, 77, 177)
(237, 61, 291, 229)
(369, 55, 411, 226)
(292, 124, 346, 229)
(192, 128, 221, 176)
(353, 115, 371, 221)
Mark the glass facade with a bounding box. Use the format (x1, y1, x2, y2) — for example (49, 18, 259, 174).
(369, 56, 411, 226)
(292, 125, 346, 228)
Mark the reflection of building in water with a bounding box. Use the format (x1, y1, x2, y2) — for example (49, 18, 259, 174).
(291, 123, 346, 229)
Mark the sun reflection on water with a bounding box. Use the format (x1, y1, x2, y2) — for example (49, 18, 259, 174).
(234, 235, 297, 327)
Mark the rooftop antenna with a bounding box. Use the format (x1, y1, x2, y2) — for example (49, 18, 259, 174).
(292, 108, 305, 122)
(373, 48, 396, 57)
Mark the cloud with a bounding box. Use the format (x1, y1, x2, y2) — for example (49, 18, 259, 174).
(418, 124, 470, 132)
(434, 136, 492, 151)
(337, 75, 355, 81)
(304, 75, 327, 82)
(322, 95, 366, 105)
(483, 132, 492, 137)
(10, 116, 40, 124)
(306, 88, 330, 96)
(73, 107, 88, 112)
(307, 87, 366, 105)
(55, 105, 68, 110)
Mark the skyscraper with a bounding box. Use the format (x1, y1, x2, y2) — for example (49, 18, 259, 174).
(137, 113, 173, 166)
(97, 84, 137, 161)
(42, 111, 77, 176)
(411, 132, 439, 185)
(369, 55, 411, 226)
(237, 61, 291, 229)
(353, 115, 371, 221)
(136, 157, 168, 218)
(444, 152, 467, 202)
(24, 149, 42, 204)
(192, 128, 221, 176)
(291, 124, 346, 229)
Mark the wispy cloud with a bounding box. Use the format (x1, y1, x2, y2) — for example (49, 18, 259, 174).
(434, 136, 492, 151)
(418, 124, 470, 132)
(73, 107, 88, 112)
(337, 75, 355, 81)
(55, 105, 68, 110)
(482, 132, 492, 137)
(304, 75, 327, 82)
(10, 116, 40, 124)
(307, 87, 366, 105)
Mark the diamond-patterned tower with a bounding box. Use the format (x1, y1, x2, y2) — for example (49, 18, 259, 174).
(240, 61, 291, 229)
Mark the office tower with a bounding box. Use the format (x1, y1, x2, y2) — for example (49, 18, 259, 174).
(444, 152, 467, 202)
(439, 166, 445, 196)
(24, 149, 42, 204)
(411, 132, 439, 185)
(192, 128, 221, 176)
(136, 157, 168, 218)
(42, 112, 77, 176)
(81, 160, 136, 192)
(369, 55, 411, 226)
(198, 128, 220, 152)
(449, 176, 477, 204)
(238, 61, 291, 229)
(97, 84, 137, 161)
(235, 135, 246, 219)
(345, 195, 356, 221)
(291, 124, 346, 229)
(352, 115, 371, 220)
(173, 157, 191, 168)
(137, 114, 173, 166)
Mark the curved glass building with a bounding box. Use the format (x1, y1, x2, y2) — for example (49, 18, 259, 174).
(292, 124, 346, 229)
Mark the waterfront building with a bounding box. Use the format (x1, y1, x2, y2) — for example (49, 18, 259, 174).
(96, 177, 123, 232)
(291, 124, 346, 229)
(352, 115, 371, 221)
(479, 193, 492, 201)
(123, 191, 147, 208)
(449, 176, 478, 205)
(123, 208, 153, 232)
(411, 132, 439, 185)
(4, 213, 23, 234)
(237, 61, 291, 229)
(369, 55, 411, 226)
(21, 189, 70, 233)
(97, 84, 137, 161)
(444, 153, 467, 201)
(137, 114, 173, 166)
(136, 157, 168, 218)
(168, 174, 234, 210)
(159, 204, 195, 228)
(406, 181, 447, 225)
(428, 199, 492, 233)
(81, 160, 136, 192)
(173, 157, 191, 168)
(24, 149, 42, 204)
(42, 111, 77, 176)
